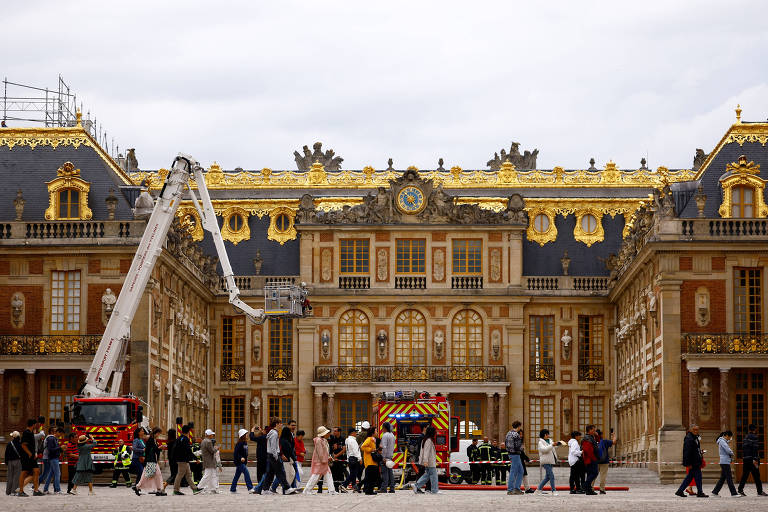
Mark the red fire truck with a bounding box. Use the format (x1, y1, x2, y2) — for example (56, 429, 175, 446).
(65, 396, 145, 463)
(373, 391, 460, 480)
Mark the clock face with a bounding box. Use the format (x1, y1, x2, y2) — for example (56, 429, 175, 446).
(397, 186, 426, 214)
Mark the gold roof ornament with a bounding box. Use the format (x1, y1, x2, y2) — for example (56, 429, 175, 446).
(57, 161, 81, 177)
(307, 160, 327, 185)
(76, 109, 82, 128)
(735, 104, 742, 123)
(496, 160, 517, 185)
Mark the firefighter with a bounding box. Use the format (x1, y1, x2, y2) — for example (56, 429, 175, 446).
(496, 440, 509, 486)
(466, 438, 481, 484)
(490, 440, 502, 486)
(110, 438, 132, 488)
(478, 437, 493, 485)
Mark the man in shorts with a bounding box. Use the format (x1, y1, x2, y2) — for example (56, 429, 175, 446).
(19, 419, 43, 497)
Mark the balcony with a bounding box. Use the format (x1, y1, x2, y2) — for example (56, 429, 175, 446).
(578, 364, 605, 381)
(451, 276, 483, 289)
(683, 333, 768, 355)
(0, 335, 100, 355)
(529, 363, 555, 381)
(268, 364, 293, 381)
(395, 276, 426, 289)
(0, 220, 145, 243)
(525, 275, 610, 296)
(217, 275, 297, 296)
(680, 218, 768, 238)
(338, 276, 370, 289)
(220, 364, 245, 382)
(313, 365, 506, 383)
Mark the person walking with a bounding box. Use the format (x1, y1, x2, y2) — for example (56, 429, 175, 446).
(519, 433, 534, 493)
(581, 425, 599, 495)
(328, 427, 347, 492)
(467, 438, 481, 484)
(711, 430, 739, 497)
(478, 437, 493, 485)
(161, 429, 177, 495)
(252, 418, 296, 495)
(737, 423, 767, 496)
(675, 424, 708, 498)
(110, 438, 133, 488)
(536, 429, 563, 496)
(130, 428, 146, 489)
(302, 426, 337, 495)
(568, 431, 584, 494)
(504, 421, 524, 495)
(597, 429, 617, 494)
(70, 434, 97, 495)
(341, 428, 362, 491)
(5, 431, 22, 496)
(42, 427, 62, 494)
(196, 429, 221, 494)
(379, 422, 396, 493)
(413, 425, 439, 495)
(136, 427, 165, 496)
(64, 432, 78, 494)
(230, 428, 253, 492)
(360, 426, 380, 495)
(18, 419, 43, 497)
(249, 426, 269, 484)
(269, 426, 297, 492)
(173, 424, 201, 495)
(295, 429, 306, 487)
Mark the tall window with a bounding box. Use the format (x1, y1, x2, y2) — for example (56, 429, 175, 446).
(221, 396, 245, 451)
(222, 316, 245, 368)
(732, 186, 755, 218)
(269, 318, 293, 367)
(452, 398, 483, 439)
(48, 374, 79, 426)
(396, 239, 426, 274)
(529, 315, 554, 380)
(340, 239, 369, 274)
(338, 310, 369, 366)
(58, 189, 80, 219)
(51, 270, 81, 333)
(451, 309, 483, 366)
(578, 396, 604, 431)
(578, 315, 603, 380)
(735, 268, 762, 335)
(452, 239, 482, 274)
(268, 395, 293, 424)
(339, 398, 369, 433)
(395, 309, 426, 366)
(528, 396, 554, 451)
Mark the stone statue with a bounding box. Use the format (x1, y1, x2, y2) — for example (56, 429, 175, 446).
(560, 251, 571, 276)
(386, 158, 394, 171)
(491, 330, 501, 360)
(11, 293, 24, 328)
(561, 329, 572, 360)
(125, 148, 139, 171)
(101, 288, 117, 324)
(253, 328, 262, 361)
(505, 194, 527, 224)
(377, 330, 388, 359)
(133, 188, 154, 219)
(251, 396, 261, 411)
(699, 376, 712, 417)
(293, 142, 343, 171)
(252, 249, 263, 275)
(321, 330, 331, 360)
(588, 158, 597, 170)
(173, 378, 182, 399)
(640, 158, 648, 170)
(14, 189, 25, 221)
(487, 142, 539, 170)
(296, 194, 318, 224)
(434, 330, 445, 359)
(693, 149, 709, 171)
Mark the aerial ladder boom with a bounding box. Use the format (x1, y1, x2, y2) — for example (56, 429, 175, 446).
(82, 154, 308, 398)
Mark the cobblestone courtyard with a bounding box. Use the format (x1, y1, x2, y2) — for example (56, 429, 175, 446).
(3, 484, 767, 512)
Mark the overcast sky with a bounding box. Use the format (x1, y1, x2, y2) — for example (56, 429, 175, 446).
(3, 0, 768, 171)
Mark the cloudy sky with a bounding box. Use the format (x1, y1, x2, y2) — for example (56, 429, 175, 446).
(3, 0, 768, 171)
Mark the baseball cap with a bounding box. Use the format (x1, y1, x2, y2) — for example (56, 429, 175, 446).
(205, 429, 215, 436)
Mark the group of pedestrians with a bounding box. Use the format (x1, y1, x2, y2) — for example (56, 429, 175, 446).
(566, 425, 617, 494)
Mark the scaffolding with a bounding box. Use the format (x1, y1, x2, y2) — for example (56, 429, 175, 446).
(2, 75, 120, 158)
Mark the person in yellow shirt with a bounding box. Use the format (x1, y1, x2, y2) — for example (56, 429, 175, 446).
(359, 426, 380, 495)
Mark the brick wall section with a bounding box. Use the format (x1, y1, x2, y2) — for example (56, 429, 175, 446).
(28, 259, 43, 274)
(87, 284, 122, 334)
(0, 285, 43, 333)
(0, 260, 9, 275)
(679, 256, 692, 271)
(712, 256, 725, 271)
(119, 259, 131, 274)
(88, 259, 101, 274)
(680, 280, 726, 333)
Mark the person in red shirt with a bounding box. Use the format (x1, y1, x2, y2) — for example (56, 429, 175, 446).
(580, 425, 599, 495)
(294, 430, 306, 487)
(64, 433, 79, 495)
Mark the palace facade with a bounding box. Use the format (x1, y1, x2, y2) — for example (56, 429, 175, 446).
(1, 109, 766, 481)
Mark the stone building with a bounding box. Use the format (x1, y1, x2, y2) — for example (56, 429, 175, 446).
(1, 108, 766, 481)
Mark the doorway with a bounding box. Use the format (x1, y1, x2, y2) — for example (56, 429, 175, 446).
(734, 369, 767, 481)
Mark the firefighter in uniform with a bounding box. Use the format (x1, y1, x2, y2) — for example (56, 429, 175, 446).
(490, 440, 501, 486)
(496, 440, 509, 485)
(478, 437, 493, 485)
(466, 438, 481, 484)
(110, 438, 133, 487)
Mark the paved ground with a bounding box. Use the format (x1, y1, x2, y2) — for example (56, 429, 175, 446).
(3, 484, 767, 512)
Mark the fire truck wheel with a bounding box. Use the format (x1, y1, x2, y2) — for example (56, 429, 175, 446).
(448, 467, 464, 485)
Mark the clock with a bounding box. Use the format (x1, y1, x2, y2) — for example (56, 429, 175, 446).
(397, 186, 426, 214)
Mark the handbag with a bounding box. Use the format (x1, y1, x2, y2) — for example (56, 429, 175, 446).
(144, 461, 158, 478)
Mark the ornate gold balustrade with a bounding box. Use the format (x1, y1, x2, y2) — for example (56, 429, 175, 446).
(313, 365, 506, 383)
(0, 335, 100, 355)
(683, 333, 768, 355)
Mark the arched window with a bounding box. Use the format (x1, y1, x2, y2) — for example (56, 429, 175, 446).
(58, 188, 80, 219)
(395, 309, 426, 366)
(338, 309, 369, 366)
(732, 186, 755, 218)
(451, 309, 483, 366)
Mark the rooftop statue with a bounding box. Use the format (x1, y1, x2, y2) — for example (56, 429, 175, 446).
(293, 142, 344, 171)
(487, 141, 539, 170)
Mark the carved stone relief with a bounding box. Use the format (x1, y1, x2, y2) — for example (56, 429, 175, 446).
(489, 248, 501, 282)
(376, 248, 388, 282)
(491, 330, 501, 360)
(252, 327, 262, 362)
(101, 288, 117, 326)
(433, 329, 445, 360)
(432, 248, 445, 282)
(321, 329, 331, 360)
(321, 248, 332, 282)
(11, 292, 24, 328)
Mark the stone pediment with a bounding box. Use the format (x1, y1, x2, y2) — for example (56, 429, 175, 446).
(296, 168, 527, 226)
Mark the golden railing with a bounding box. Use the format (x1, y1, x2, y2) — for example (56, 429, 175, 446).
(0, 335, 100, 355)
(683, 333, 768, 354)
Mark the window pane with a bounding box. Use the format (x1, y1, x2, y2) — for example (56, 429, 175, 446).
(339, 309, 369, 366)
(221, 396, 245, 451)
(269, 318, 293, 366)
(453, 239, 482, 274)
(395, 310, 426, 365)
(451, 309, 483, 366)
(528, 396, 554, 451)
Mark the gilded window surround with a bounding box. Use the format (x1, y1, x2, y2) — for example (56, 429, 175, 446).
(526, 207, 557, 246)
(177, 206, 203, 241)
(45, 162, 93, 221)
(718, 155, 768, 218)
(220, 206, 251, 245)
(267, 207, 296, 245)
(573, 209, 605, 247)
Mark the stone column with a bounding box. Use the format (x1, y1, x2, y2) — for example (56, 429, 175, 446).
(508, 231, 523, 287)
(719, 368, 730, 431)
(505, 323, 525, 424)
(0, 369, 5, 434)
(498, 392, 508, 440)
(485, 393, 495, 439)
(688, 367, 698, 428)
(296, 323, 316, 436)
(327, 393, 336, 428)
(25, 369, 36, 421)
(314, 393, 322, 429)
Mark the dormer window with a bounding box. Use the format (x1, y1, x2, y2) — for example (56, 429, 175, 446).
(718, 155, 767, 219)
(45, 162, 92, 221)
(731, 185, 755, 218)
(58, 189, 81, 219)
